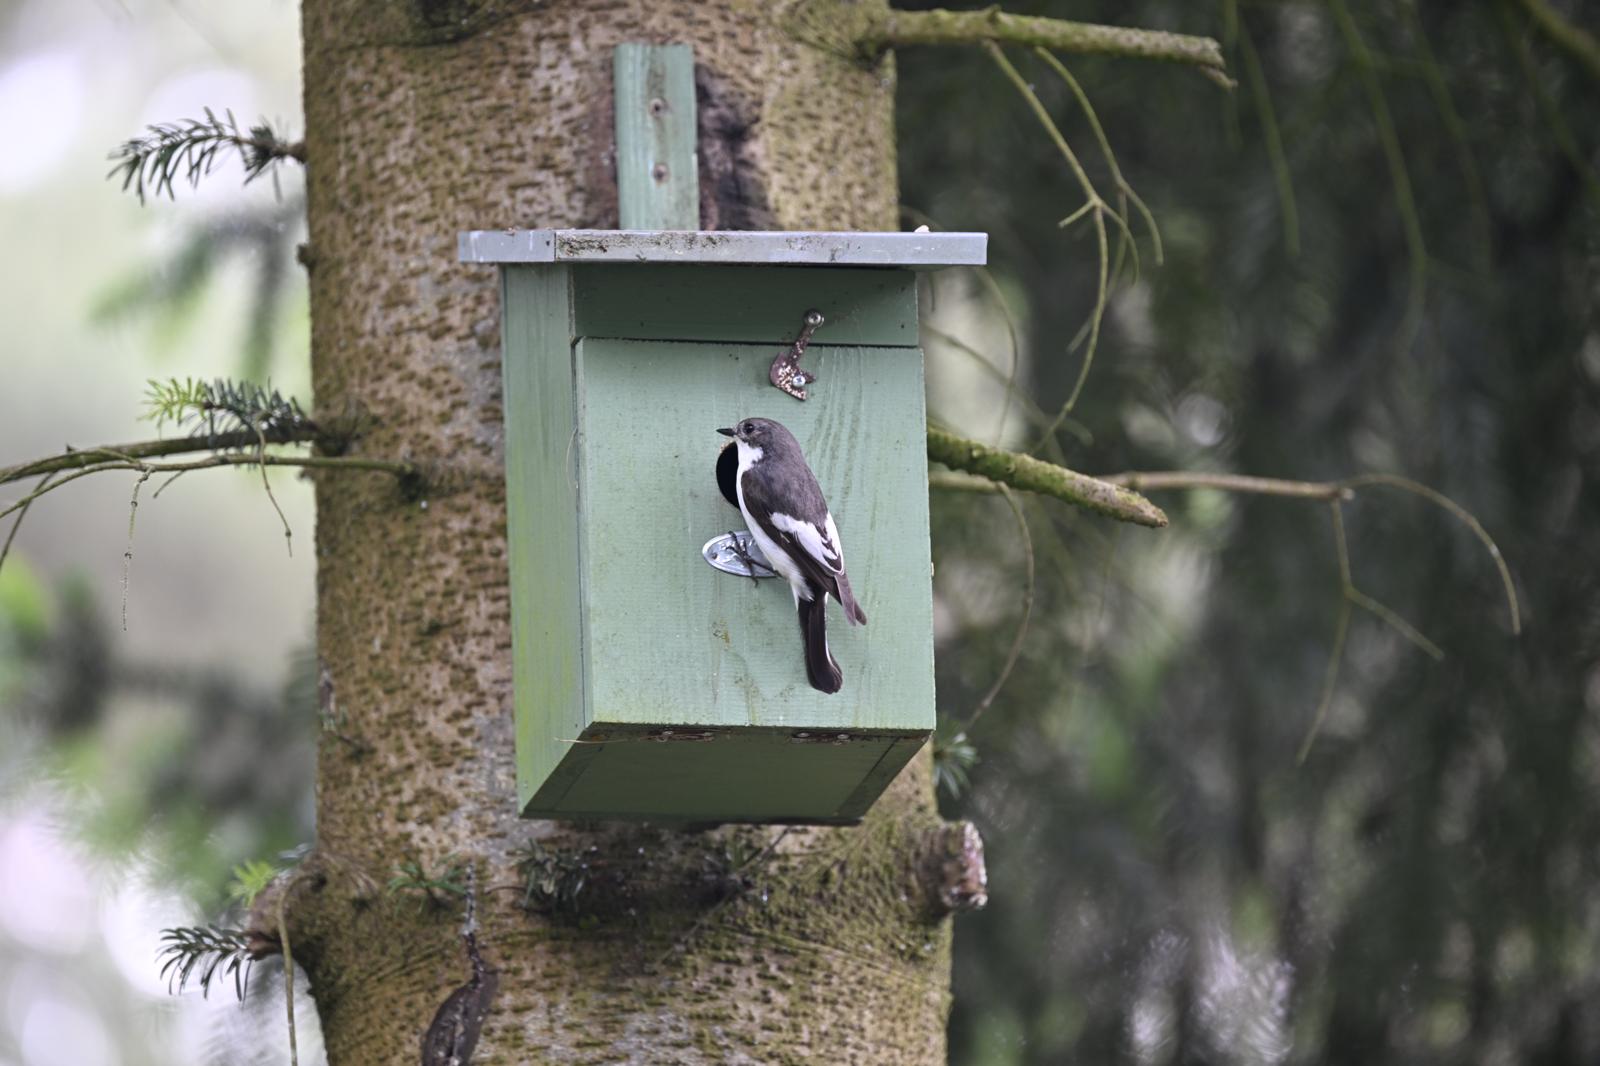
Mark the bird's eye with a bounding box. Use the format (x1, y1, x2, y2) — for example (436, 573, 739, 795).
(741, 421, 755, 435)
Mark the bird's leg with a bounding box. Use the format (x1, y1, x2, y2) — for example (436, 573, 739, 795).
(726, 531, 776, 585)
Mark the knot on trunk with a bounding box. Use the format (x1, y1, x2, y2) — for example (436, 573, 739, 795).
(918, 820, 988, 918)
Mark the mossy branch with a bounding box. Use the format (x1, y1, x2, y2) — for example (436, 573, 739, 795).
(859, 7, 1231, 86)
(926, 426, 1167, 528)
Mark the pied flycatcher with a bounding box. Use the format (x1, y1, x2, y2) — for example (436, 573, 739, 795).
(717, 417, 867, 694)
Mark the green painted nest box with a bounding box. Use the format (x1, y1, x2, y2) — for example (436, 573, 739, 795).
(459, 229, 987, 824)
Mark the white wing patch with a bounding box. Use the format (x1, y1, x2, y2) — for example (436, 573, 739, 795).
(824, 513, 844, 568)
(773, 511, 843, 574)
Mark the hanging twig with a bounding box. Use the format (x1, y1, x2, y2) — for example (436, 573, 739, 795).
(1104, 468, 1519, 634)
(1401, 3, 1491, 273)
(1298, 502, 1356, 764)
(1327, 0, 1428, 353)
(122, 470, 153, 631)
(922, 325, 1074, 441)
(251, 419, 294, 557)
(0, 471, 52, 574)
(1238, 25, 1302, 259)
(1497, 0, 1600, 208)
(1034, 50, 1164, 268)
(1341, 473, 1520, 635)
(1296, 496, 1453, 761)
(985, 43, 1116, 440)
(278, 893, 298, 1066)
(899, 207, 1029, 449)
(1506, 0, 1600, 86)
(959, 485, 1035, 734)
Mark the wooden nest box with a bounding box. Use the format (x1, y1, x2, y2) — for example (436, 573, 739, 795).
(460, 227, 986, 823)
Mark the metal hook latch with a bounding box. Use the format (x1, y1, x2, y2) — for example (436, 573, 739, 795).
(702, 531, 777, 579)
(769, 309, 824, 400)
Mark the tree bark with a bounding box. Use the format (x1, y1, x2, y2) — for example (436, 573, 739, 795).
(290, 0, 956, 1061)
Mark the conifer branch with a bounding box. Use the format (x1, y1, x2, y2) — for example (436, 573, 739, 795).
(145, 377, 314, 437)
(0, 379, 417, 492)
(0, 430, 315, 485)
(109, 109, 306, 203)
(0, 379, 422, 583)
(158, 925, 255, 1000)
(1, 453, 420, 515)
(958, 484, 1034, 734)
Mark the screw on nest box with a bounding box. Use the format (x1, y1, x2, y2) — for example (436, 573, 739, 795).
(769, 308, 825, 400)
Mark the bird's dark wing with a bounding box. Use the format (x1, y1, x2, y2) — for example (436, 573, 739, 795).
(739, 466, 844, 592)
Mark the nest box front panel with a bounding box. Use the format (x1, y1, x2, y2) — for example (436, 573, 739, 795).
(574, 335, 935, 733)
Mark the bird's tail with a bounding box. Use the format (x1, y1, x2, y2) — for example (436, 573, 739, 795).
(798, 591, 843, 694)
(834, 573, 868, 626)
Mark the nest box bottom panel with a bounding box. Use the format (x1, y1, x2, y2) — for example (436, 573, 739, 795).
(522, 725, 928, 824)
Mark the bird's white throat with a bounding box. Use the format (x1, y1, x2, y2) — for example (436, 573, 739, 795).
(734, 440, 764, 473)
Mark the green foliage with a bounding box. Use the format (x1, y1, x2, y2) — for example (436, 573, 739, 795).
(906, 3, 1600, 1061)
(157, 924, 254, 1000)
(387, 856, 469, 907)
(932, 730, 979, 799)
(91, 197, 305, 382)
(0, 555, 50, 642)
(10, 582, 317, 907)
(517, 842, 590, 915)
(108, 109, 301, 204)
(227, 859, 278, 909)
(143, 377, 313, 439)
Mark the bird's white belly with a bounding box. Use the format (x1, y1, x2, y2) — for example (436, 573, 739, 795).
(734, 442, 810, 598)
(746, 516, 806, 590)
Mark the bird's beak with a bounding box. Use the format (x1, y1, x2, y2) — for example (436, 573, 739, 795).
(716, 427, 736, 438)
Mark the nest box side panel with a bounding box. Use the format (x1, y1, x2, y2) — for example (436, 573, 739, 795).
(500, 265, 588, 816)
(573, 334, 936, 736)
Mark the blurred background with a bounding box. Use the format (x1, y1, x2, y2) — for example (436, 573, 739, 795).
(1, 0, 1596, 1064)
(0, 1, 315, 1063)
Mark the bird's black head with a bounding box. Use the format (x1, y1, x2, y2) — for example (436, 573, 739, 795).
(717, 417, 794, 451)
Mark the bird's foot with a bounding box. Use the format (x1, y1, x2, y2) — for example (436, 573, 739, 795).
(726, 531, 776, 585)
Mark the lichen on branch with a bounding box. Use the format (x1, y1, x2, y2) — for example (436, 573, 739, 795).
(926, 426, 1168, 528)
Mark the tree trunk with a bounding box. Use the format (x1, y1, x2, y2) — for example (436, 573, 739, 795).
(287, 1, 959, 1061)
